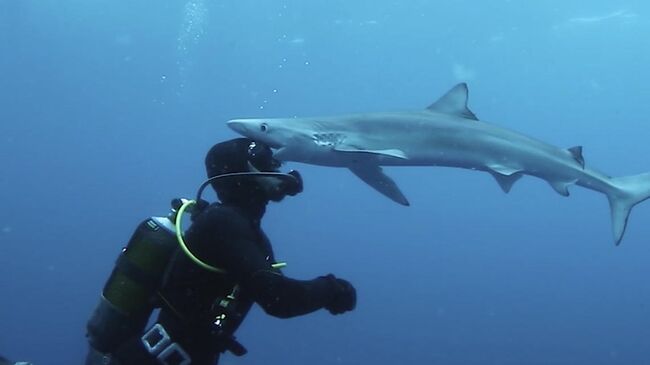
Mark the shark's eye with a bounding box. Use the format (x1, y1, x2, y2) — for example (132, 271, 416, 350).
(260, 123, 269, 133)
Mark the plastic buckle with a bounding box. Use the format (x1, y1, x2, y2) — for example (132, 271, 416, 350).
(158, 343, 191, 365)
(141, 324, 192, 365)
(142, 323, 171, 355)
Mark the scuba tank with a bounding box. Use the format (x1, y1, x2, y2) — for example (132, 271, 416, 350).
(86, 200, 186, 353)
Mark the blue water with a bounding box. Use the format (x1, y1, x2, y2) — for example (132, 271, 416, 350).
(1, 1, 650, 364)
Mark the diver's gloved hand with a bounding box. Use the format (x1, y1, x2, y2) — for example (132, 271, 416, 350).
(284, 170, 303, 196)
(323, 274, 356, 315)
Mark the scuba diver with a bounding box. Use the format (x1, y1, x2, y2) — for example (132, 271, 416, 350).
(85, 138, 357, 365)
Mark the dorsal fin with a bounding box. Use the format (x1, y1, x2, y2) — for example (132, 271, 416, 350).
(427, 83, 478, 120)
(568, 146, 585, 168)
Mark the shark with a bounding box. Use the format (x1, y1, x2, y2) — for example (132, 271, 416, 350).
(227, 83, 650, 245)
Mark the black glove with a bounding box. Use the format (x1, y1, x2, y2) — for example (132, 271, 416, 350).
(323, 274, 356, 315)
(284, 170, 303, 196)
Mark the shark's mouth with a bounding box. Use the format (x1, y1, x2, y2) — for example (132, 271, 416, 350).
(265, 141, 284, 149)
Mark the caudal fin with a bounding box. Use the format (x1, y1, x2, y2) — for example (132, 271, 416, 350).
(608, 172, 650, 245)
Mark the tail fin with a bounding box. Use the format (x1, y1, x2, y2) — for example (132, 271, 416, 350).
(608, 172, 650, 245)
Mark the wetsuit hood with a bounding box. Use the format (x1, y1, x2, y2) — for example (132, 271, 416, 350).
(205, 138, 271, 212)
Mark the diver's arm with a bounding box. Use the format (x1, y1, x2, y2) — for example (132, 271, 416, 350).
(188, 207, 355, 318)
(215, 232, 349, 318)
(243, 271, 346, 318)
(219, 233, 355, 318)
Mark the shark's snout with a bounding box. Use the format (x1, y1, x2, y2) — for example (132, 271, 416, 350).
(227, 118, 283, 148)
(227, 119, 249, 135)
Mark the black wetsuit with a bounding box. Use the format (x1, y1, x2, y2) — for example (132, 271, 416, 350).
(156, 202, 340, 364)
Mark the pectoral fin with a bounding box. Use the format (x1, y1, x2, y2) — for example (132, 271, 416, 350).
(349, 164, 410, 206)
(335, 145, 408, 159)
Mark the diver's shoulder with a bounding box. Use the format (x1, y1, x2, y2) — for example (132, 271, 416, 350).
(187, 204, 243, 239)
(203, 202, 241, 216)
(195, 203, 246, 226)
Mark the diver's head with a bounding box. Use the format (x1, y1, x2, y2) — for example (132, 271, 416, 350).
(205, 138, 303, 205)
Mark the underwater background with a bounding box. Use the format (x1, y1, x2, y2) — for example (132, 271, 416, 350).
(1, 1, 650, 364)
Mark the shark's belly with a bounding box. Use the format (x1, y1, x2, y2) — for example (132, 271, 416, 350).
(375, 135, 587, 180)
